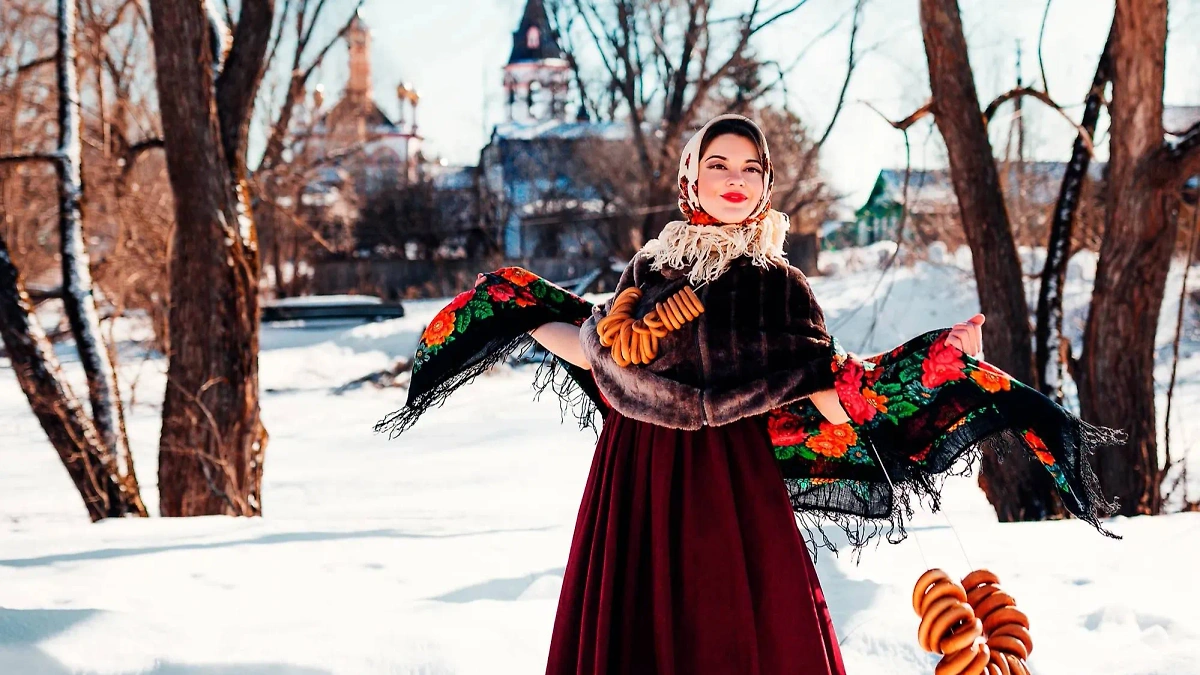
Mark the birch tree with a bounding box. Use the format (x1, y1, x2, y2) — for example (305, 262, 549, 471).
(0, 0, 146, 519)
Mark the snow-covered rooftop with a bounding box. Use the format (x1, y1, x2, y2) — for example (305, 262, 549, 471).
(492, 119, 628, 142)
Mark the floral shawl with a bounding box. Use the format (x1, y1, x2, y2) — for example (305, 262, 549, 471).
(377, 267, 1121, 553)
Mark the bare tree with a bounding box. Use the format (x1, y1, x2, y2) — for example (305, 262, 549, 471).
(1077, 0, 1200, 516)
(76, 0, 173, 350)
(912, 0, 1200, 519)
(550, 0, 849, 253)
(55, 0, 129, 491)
(919, 0, 1034, 384)
(148, 0, 274, 516)
(2, 4, 62, 292)
(0, 0, 146, 519)
(752, 105, 837, 275)
(355, 177, 445, 260)
(257, 0, 365, 174)
(1, 233, 146, 519)
(251, 0, 382, 298)
(1035, 22, 1113, 403)
(918, 0, 1068, 521)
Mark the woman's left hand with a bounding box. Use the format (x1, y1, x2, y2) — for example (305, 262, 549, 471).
(945, 313, 985, 358)
(809, 388, 851, 425)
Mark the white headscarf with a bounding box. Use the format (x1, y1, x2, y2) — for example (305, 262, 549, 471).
(641, 114, 790, 286)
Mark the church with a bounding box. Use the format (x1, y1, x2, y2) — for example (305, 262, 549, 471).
(306, 1, 626, 274)
(480, 0, 626, 258)
(306, 10, 423, 199)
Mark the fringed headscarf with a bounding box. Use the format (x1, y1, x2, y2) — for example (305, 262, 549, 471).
(641, 114, 791, 286)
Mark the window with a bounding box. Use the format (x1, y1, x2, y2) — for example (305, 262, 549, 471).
(526, 26, 540, 49)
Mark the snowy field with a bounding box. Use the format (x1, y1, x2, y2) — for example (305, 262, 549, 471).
(3, 246, 1199, 674)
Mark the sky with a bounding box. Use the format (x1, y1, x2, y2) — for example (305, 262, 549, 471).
(289, 0, 1200, 209)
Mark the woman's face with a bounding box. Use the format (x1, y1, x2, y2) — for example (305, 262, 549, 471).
(696, 133, 765, 225)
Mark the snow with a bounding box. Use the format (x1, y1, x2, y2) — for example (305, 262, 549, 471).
(3, 248, 1200, 674)
(266, 295, 385, 308)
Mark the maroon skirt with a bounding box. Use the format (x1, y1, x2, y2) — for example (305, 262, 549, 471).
(546, 409, 847, 675)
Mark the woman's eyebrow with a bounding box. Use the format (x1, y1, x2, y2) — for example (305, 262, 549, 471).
(703, 154, 762, 164)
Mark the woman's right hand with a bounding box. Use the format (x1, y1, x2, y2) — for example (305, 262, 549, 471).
(529, 322, 592, 370)
(809, 388, 850, 425)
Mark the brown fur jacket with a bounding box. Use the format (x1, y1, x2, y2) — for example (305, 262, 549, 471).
(580, 253, 837, 430)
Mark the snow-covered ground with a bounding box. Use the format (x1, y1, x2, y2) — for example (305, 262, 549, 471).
(2, 247, 1199, 674)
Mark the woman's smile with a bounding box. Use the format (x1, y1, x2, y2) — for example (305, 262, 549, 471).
(722, 192, 748, 203)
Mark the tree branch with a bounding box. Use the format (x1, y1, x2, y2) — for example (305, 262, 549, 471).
(983, 86, 1094, 155)
(216, 0, 276, 174)
(1037, 0, 1053, 92)
(299, 0, 330, 49)
(1164, 187, 1200, 490)
(119, 138, 165, 178)
(862, 99, 934, 131)
(778, 4, 858, 78)
(259, 0, 363, 174)
(257, 195, 336, 252)
(300, 0, 363, 81)
(813, 0, 865, 149)
(748, 0, 810, 35)
(0, 153, 58, 168)
(264, 0, 294, 72)
(571, 0, 620, 86)
(1148, 121, 1200, 190)
(1034, 18, 1112, 402)
(18, 53, 57, 72)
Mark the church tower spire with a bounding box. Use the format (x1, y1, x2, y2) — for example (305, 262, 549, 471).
(346, 9, 371, 103)
(504, 0, 571, 122)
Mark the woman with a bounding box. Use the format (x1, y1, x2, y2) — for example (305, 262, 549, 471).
(378, 115, 1113, 675)
(530, 115, 982, 674)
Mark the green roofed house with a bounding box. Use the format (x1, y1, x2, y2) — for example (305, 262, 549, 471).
(831, 105, 1200, 251)
(831, 162, 1109, 250)
(838, 169, 958, 248)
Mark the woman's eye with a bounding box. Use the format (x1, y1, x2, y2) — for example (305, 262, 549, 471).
(747, 167, 761, 174)
(708, 163, 726, 170)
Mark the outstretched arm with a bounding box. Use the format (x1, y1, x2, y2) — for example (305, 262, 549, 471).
(530, 321, 592, 370)
(809, 389, 850, 425)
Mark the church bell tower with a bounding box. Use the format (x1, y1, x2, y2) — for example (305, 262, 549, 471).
(503, 0, 571, 122)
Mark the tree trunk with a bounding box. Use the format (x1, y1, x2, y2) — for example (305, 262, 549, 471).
(149, 0, 272, 516)
(789, 231, 820, 276)
(920, 0, 1067, 521)
(1078, 0, 1170, 516)
(1035, 24, 1113, 403)
(56, 0, 129, 502)
(0, 233, 147, 520)
(638, 182, 677, 254)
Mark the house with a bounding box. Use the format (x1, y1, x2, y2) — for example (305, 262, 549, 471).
(841, 161, 1107, 249)
(839, 104, 1200, 249)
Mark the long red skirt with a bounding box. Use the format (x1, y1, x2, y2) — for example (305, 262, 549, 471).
(546, 409, 847, 675)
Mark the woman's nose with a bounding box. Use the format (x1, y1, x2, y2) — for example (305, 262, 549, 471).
(727, 172, 747, 185)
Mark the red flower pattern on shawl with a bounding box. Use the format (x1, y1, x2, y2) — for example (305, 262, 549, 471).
(768, 410, 809, 446)
(424, 310, 457, 347)
(834, 358, 878, 424)
(488, 284, 516, 303)
(921, 336, 967, 389)
(446, 289, 473, 311)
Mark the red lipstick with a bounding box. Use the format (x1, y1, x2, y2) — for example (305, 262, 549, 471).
(721, 192, 747, 203)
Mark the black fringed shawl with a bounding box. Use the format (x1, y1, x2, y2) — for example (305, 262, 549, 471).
(375, 267, 609, 440)
(376, 265, 1122, 553)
